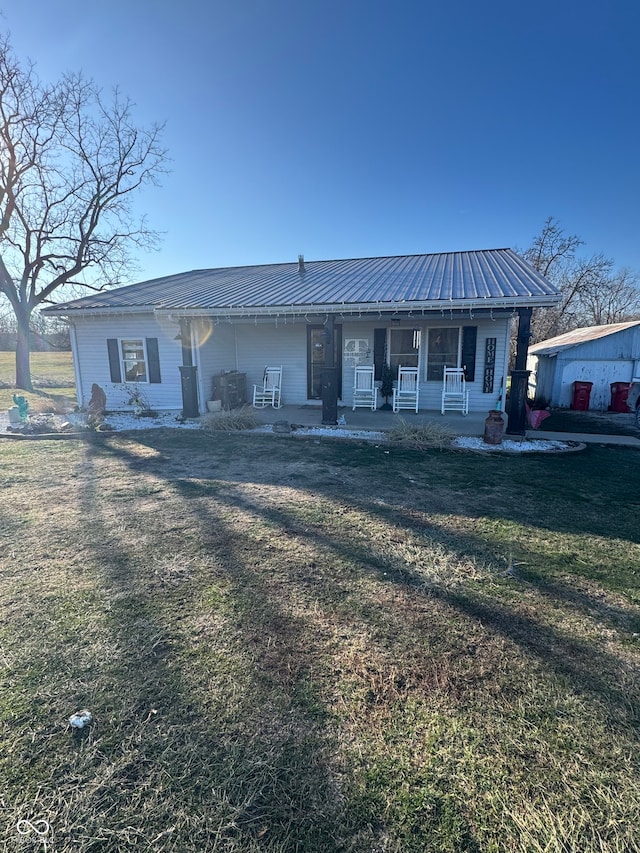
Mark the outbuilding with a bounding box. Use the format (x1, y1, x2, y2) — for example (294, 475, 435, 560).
(45, 249, 560, 434)
(528, 320, 640, 411)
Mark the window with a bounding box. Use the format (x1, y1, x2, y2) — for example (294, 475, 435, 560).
(121, 339, 148, 382)
(427, 328, 459, 381)
(107, 337, 161, 384)
(389, 328, 420, 376)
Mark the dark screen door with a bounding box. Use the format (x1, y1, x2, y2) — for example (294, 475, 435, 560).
(307, 324, 342, 399)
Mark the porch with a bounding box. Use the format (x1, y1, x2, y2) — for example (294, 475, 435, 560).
(244, 403, 490, 437)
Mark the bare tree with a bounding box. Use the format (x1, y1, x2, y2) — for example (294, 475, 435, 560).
(574, 265, 640, 327)
(523, 215, 583, 279)
(0, 35, 167, 389)
(520, 217, 640, 342)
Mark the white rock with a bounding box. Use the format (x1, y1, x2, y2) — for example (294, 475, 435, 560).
(69, 709, 93, 729)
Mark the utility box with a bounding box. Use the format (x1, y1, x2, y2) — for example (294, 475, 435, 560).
(571, 381, 593, 411)
(609, 382, 631, 413)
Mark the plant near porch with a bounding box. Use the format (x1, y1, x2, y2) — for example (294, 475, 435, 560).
(120, 382, 155, 417)
(379, 359, 394, 411)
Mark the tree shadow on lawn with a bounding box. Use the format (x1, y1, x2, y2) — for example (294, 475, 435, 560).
(69, 432, 640, 850)
(180, 474, 639, 727)
(121, 428, 640, 545)
(90, 431, 640, 715)
(51, 441, 356, 852)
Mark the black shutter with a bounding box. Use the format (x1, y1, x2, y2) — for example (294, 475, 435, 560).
(373, 328, 386, 381)
(461, 326, 477, 382)
(107, 339, 121, 382)
(146, 337, 161, 383)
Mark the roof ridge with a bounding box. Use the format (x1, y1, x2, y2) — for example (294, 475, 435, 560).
(208, 247, 516, 270)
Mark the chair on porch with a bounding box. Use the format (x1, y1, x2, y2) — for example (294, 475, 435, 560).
(352, 364, 378, 411)
(441, 367, 469, 415)
(252, 366, 282, 408)
(392, 366, 419, 413)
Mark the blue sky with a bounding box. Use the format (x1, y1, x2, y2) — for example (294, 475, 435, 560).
(3, 0, 639, 283)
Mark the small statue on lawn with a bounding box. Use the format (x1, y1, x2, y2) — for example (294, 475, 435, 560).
(12, 394, 29, 422)
(87, 383, 107, 428)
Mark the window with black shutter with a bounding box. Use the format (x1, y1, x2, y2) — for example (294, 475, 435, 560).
(106, 337, 161, 384)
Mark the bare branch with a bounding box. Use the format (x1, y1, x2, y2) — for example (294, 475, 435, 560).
(0, 33, 168, 385)
(520, 218, 640, 342)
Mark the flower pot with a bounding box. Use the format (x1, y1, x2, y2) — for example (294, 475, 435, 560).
(8, 406, 22, 425)
(483, 409, 505, 445)
(206, 400, 222, 413)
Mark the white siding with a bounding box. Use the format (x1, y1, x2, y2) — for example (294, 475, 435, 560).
(556, 359, 634, 410)
(341, 322, 377, 407)
(195, 320, 238, 409)
(239, 323, 310, 405)
(415, 318, 510, 412)
(528, 354, 556, 406)
(339, 318, 509, 410)
(73, 313, 513, 414)
(71, 314, 184, 410)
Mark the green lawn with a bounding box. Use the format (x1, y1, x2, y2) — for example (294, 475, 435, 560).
(0, 350, 76, 410)
(0, 430, 638, 852)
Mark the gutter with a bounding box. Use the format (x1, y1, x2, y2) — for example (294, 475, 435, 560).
(43, 295, 561, 320)
(152, 298, 559, 321)
(49, 299, 556, 320)
(43, 305, 154, 317)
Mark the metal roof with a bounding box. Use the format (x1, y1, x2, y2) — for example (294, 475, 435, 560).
(529, 320, 640, 356)
(45, 249, 560, 316)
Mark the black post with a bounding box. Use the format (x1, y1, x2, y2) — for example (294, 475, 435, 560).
(506, 308, 532, 435)
(180, 319, 193, 367)
(321, 316, 338, 425)
(178, 319, 199, 418)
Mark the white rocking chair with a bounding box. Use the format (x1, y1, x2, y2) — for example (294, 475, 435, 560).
(352, 364, 378, 411)
(392, 366, 419, 413)
(252, 366, 282, 408)
(441, 367, 469, 415)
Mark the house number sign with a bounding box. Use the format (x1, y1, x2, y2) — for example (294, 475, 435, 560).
(483, 337, 497, 394)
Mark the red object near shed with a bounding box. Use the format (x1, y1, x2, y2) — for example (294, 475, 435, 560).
(609, 382, 631, 413)
(571, 381, 593, 411)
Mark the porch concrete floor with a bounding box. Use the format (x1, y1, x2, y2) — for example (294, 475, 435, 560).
(245, 405, 640, 446)
(249, 404, 491, 437)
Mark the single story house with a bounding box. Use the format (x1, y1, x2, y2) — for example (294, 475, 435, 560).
(45, 249, 560, 433)
(528, 320, 640, 410)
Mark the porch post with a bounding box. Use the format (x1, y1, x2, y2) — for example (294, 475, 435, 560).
(506, 307, 532, 436)
(321, 316, 338, 425)
(178, 318, 199, 418)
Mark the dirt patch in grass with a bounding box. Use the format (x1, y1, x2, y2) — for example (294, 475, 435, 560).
(0, 432, 638, 852)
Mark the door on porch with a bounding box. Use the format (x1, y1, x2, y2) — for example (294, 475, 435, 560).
(307, 325, 342, 399)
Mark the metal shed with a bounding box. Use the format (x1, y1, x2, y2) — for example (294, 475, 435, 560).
(528, 321, 640, 410)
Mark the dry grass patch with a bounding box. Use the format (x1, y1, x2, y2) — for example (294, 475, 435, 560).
(387, 417, 454, 450)
(201, 405, 259, 432)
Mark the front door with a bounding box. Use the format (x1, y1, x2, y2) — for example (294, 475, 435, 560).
(307, 324, 342, 399)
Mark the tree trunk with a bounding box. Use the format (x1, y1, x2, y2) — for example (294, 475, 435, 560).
(15, 307, 33, 391)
